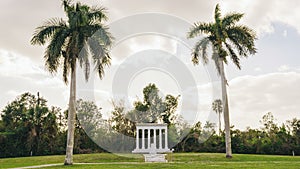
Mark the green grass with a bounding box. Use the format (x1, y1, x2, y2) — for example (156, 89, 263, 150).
(1, 153, 300, 169)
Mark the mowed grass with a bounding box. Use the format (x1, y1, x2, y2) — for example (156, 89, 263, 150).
(1, 153, 300, 169)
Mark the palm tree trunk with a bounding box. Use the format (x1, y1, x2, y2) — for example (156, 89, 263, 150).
(64, 64, 76, 165)
(218, 112, 221, 136)
(219, 58, 232, 158)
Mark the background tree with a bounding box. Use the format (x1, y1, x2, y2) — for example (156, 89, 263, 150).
(74, 99, 104, 154)
(110, 100, 135, 137)
(260, 112, 278, 133)
(110, 83, 180, 136)
(76, 99, 103, 137)
(130, 83, 180, 125)
(212, 99, 223, 135)
(31, 0, 113, 165)
(137, 83, 166, 123)
(287, 118, 300, 154)
(177, 121, 202, 152)
(187, 4, 257, 158)
(0, 93, 62, 157)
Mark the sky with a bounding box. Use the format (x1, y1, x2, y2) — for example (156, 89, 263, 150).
(0, 0, 299, 130)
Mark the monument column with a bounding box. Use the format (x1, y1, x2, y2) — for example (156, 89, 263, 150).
(154, 128, 157, 148)
(164, 128, 168, 149)
(136, 127, 139, 149)
(148, 128, 151, 149)
(142, 128, 145, 149)
(159, 129, 162, 149)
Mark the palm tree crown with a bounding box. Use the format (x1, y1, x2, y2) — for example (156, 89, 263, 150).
(31, 0, 113, 83)
(212, 99, 222, 115)
(187, 4, 257, 72)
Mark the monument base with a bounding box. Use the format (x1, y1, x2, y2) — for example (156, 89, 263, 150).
(143, 154, 167, 162)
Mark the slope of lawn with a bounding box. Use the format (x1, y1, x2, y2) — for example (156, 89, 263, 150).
(1, 153, 300, 169)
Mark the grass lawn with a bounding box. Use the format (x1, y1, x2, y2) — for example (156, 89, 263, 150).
(1, 153, 300, 169)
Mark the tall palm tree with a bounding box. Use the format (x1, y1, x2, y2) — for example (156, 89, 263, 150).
(31, 0, 113, 165)
(212, 99, 223, 135)
(187, 4, 257, 158)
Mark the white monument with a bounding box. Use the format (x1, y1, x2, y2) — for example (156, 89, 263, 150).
(132, 123, 172, 162)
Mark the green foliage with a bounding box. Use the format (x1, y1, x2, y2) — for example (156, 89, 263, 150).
(131, 83, 180, 124)
(76, 99, 102, 135)
(109, 100, 136, 137)
(175, 121, 216, 152)
(174, 112, 300, 156)
(74, 99, 105, 154)
(0, 93, 105, 157)
(0, 93, 62, 157)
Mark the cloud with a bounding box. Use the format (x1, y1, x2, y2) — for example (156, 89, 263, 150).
(278, 65, 300, 72)
(220, 0, 300, 36)
(229, 72, 300, 129)
(0, 0, 65, 61)
(0, 50, 67, 110)
(283, 30, 288, 37)
(1, 0, 300, 63)
(254, 67, 262, 72)
(278, 65, 291, 72)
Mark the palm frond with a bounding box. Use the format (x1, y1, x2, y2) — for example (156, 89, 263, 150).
(99, 53, 111, 79)
(214, 4, 222, 25)
(87, 37, 111, 79)
(224, 42, 241, 69)
(85, 24, 114, 47)
(62, 0, 71, 11)
(76, 31, 86, 53)
(77, 24, 113, 81)
(78, 41, 88, 67)
(226, 35, 246, 56)
(62, 51, 70, 84)
(78, 41, 90, 81)
(44, 28, 69, 74)
(227, 25, 257, 56)
(75, 2, 82, 12)
(187, 22, 214, 38)
(62, 0, 75, 18)
(31, 18, 67, 45)
(222, 13, 244, 28)
(88, 6, 108, 23)
(191, 37, 210, 65)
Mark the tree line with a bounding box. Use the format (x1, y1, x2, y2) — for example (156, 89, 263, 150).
(175, 112, 300, 156)
(0, 90, 299, 158)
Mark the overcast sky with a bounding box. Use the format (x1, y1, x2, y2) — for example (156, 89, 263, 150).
(0, 0, 299, 130)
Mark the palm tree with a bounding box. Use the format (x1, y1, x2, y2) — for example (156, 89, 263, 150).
(212, 99, 223, 135)
(31, 0, 113, 165)
(187, 4, 257, 158)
